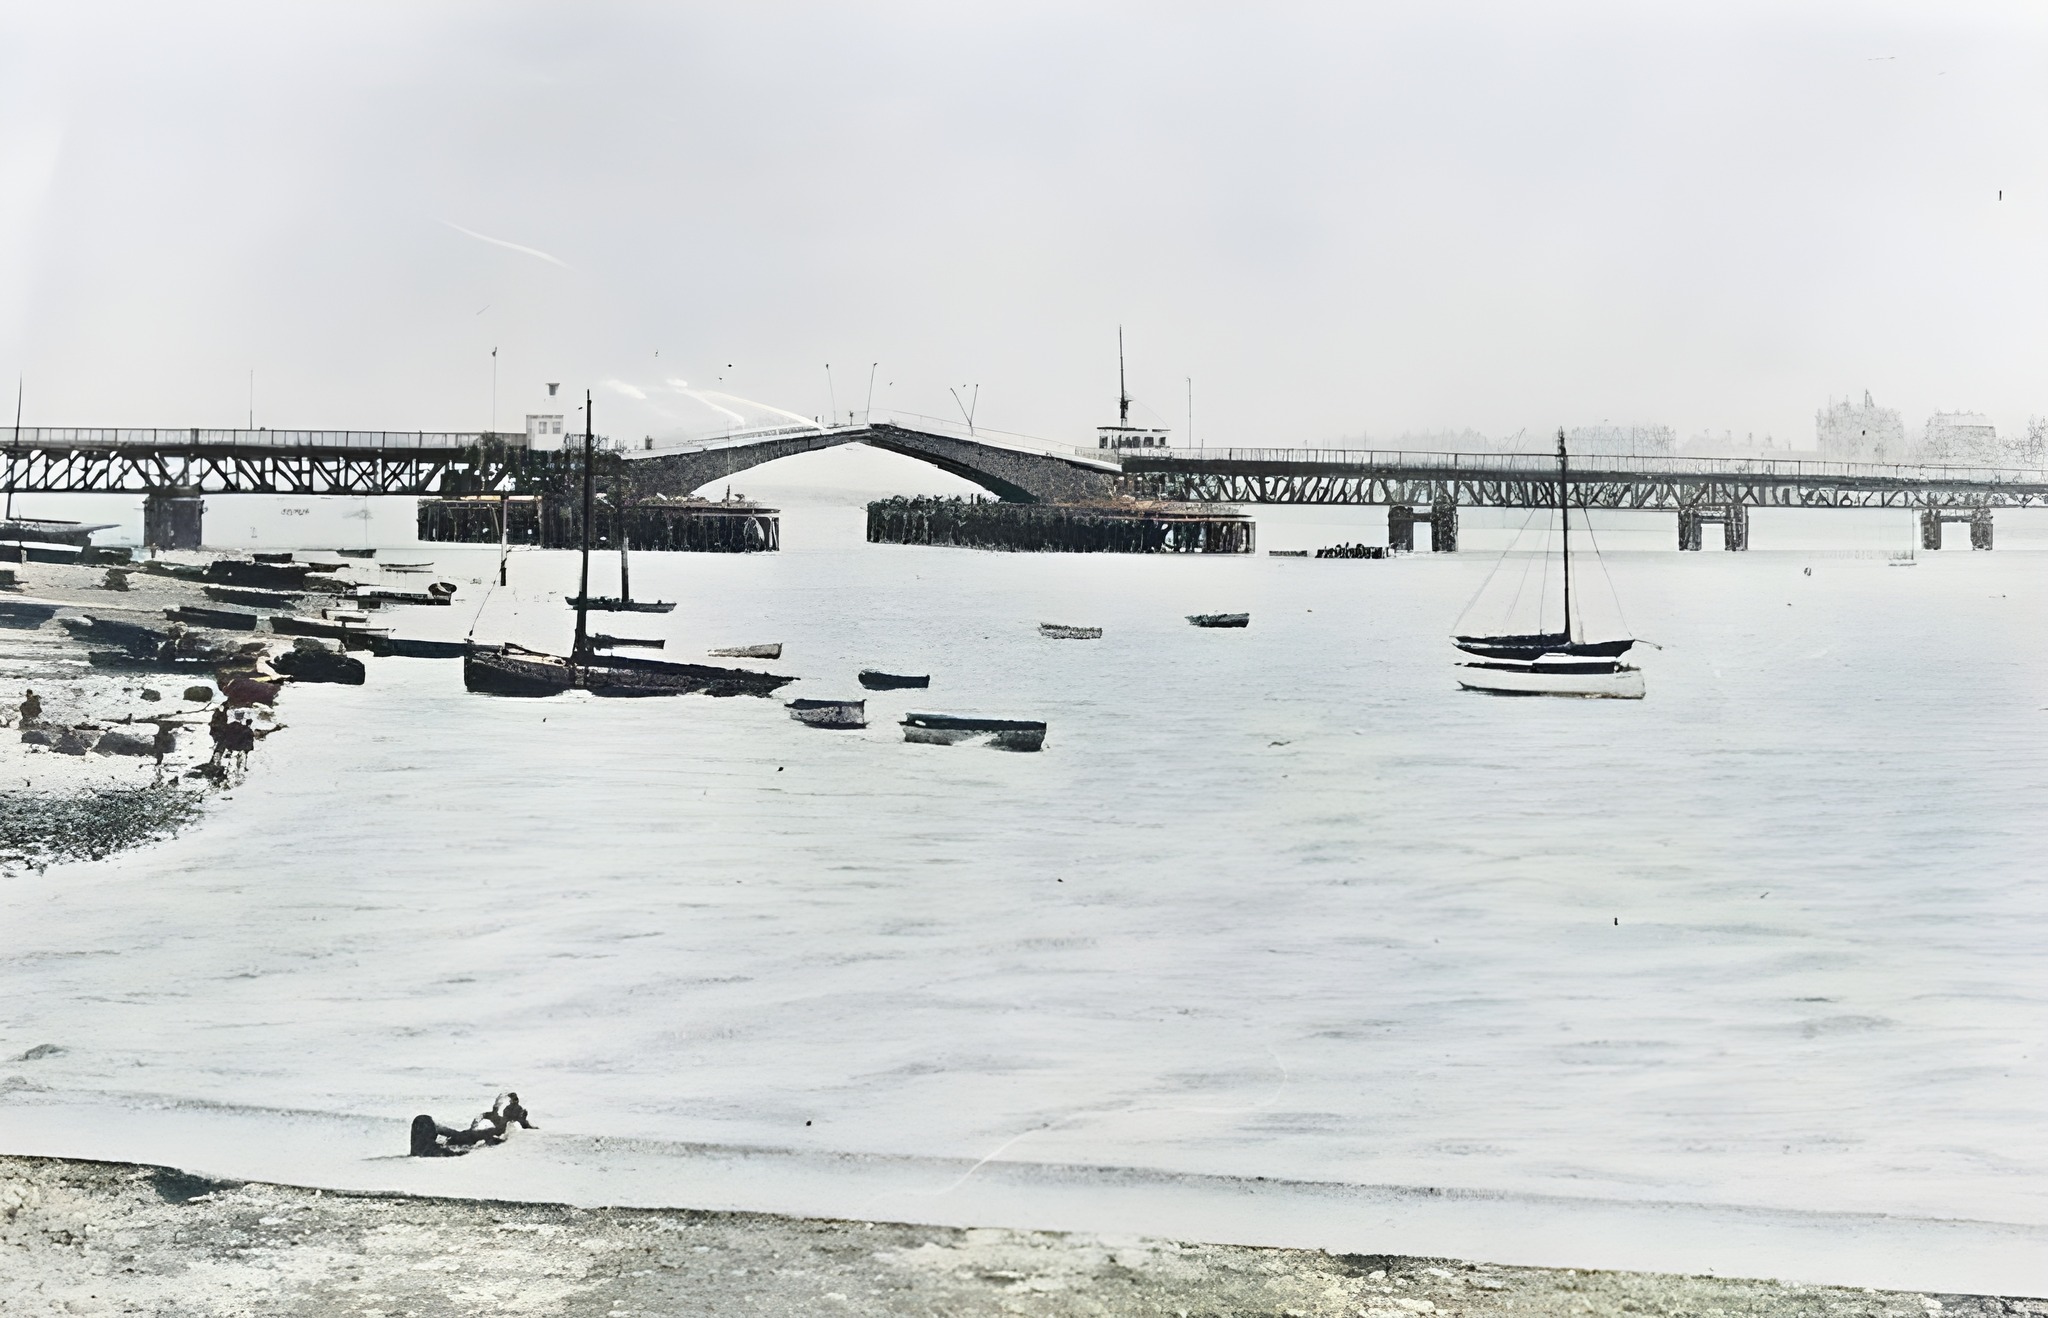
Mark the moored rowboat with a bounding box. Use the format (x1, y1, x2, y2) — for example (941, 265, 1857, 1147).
(1038, 623, 1101, 640)
(1187, 613, 1249, 628)
(900, 712, 1046, 752)
(787, 698, 866, 729)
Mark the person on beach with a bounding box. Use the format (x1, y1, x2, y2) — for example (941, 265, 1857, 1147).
(408, 1094, 537, 1156)
(19, 689, 40, 727)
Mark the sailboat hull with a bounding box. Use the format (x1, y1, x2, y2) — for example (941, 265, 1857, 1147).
(464, 646, 576, 696)
(1456, 660, 1644, 699)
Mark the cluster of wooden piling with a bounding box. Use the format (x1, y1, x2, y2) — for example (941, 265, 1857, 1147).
(866, 496, 1254, 554)
(416, 495, 779, 552)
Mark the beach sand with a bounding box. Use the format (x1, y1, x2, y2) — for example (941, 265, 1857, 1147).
(1, 1154, 2037, 1317)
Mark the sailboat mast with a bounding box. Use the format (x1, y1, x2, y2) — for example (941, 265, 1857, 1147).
(574, 390, 594, 662)
(1556, 427, 1572, 645)
(1118, 326, 1129, 427)
(617, 464, 631, 605)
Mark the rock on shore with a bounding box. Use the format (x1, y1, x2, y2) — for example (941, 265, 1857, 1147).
(0, 1155, 2036, 1317)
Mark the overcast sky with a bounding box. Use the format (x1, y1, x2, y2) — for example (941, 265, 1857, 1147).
(4, 2, 2047, 452)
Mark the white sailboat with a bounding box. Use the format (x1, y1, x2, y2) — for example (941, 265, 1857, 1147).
(1453, 430, 1645, 699)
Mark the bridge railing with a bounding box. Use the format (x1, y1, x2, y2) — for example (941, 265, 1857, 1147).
(1133, 446, 2048, 485)
(2, 427, 500, 450)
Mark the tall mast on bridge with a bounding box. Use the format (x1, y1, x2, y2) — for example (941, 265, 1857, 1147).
(1118, 326, 1130, 427)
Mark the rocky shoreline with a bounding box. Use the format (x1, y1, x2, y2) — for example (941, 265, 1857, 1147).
(0, 552, 441, 873)
(0, 1154, 2036, 1317)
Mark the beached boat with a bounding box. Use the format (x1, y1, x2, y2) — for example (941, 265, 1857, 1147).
(592, 634, 664, 649)
(464, 642, 577, 695)
(1453, 430, 1644, 700)
(1187, 613, 1249, 628)
(0, 596, 62, 627)
(369, 635, 468, 659)
(787, 697, 866, 729)
(900, 712, 1046, 752)
(564, 596, 677, 613)
(382, 562, 434, 572)
(1039, 623, 1101, 640)
(335, 547, 376, 559)
(709, 642, 781, 659)
(251, 552, 295, 563)
(269, 614, 390, 642)
(0, 517, 115, 547)
(205, 585, 301, 608)
(166, 605, 259, 631)
(858, 670, 930, 690)
(0, 541, 82, 565)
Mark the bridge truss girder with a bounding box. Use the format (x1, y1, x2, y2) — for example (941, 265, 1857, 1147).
(1122, 471, 2048, 510)
(0, 444, 506, 496)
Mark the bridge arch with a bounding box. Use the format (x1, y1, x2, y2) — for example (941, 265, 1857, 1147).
(624, 422, 1118, 505)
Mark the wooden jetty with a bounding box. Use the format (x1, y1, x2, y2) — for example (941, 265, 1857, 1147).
(417, 492, 779, 553)
(866, 496, 1253, 554)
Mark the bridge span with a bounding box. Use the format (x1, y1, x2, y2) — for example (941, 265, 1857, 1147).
(6, 423, 2045, 551)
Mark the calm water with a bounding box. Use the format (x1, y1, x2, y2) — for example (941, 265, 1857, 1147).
(2, 496, 2044, 1227)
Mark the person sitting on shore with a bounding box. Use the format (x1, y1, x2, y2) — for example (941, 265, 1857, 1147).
(19, 689, 40, 727)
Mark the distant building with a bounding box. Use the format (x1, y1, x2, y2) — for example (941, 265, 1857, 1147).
(1921, 412, 1998, 465)
(1566, 424, 1675, 458)
(1815, 391, 1904, 463)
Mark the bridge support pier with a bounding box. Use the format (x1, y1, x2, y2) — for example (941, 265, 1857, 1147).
(143, 490, 204, 550)
(1920, 507, 1993, 549)
(1389, 505, 1457, 552)
(1678, 504, 1748, 551)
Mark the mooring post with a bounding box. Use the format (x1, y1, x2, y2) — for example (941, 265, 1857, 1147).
(1430, 499, 1459, 552)
(142, 489, 204, 550)
(1971, 507, 1993, 550)
(1387, 506, 1415, 553)
(1723, 503, 1749, 551)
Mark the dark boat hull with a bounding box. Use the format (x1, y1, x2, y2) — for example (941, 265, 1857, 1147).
(1452, 632, 1635, 661)
(901, 712, 1046, 752)
(371, 636, 468, 659)
(464, 647, 575, 696)
(859, 670, 930, 690)
(566, 597, 677, 613)
(1187, 613, 1250, 628)
(167, 606, 260, 631)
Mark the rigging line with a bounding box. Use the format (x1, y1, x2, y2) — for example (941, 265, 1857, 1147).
(464, 579, 498, 642)
(1490, 505, 1540, 626)
(1577, 514, 1635, 639)
(1534, 509, 1555, 635)
(1450, 504, 1540, 632)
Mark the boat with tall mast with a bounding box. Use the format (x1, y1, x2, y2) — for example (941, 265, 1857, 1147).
(463, 392, 794, 699)
(1452, 430, 1644, 699)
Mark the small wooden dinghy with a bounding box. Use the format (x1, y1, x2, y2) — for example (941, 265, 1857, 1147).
(858, 669, 930, 690)
(1038, 623, 1101, 640)
(788, 697, 867, 729)
(0, 596, 62, 626)
(566, 596, 676, 613)
(592, 634, 664, 649)
(710, 642, 781, 659)
(165, 605, 260, 631)
(1187, 613, 1249, 628)
(900, 712, 1046, 752)
(250, 552, 295, 563)
(268, 614, 391, 642)
(335, 547, 376, 558)
(205, 585, 302, 608)
(369, 635, 468, 659)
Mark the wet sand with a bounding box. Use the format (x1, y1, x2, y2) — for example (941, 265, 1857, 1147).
(2, 1154, 2036, 1317)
